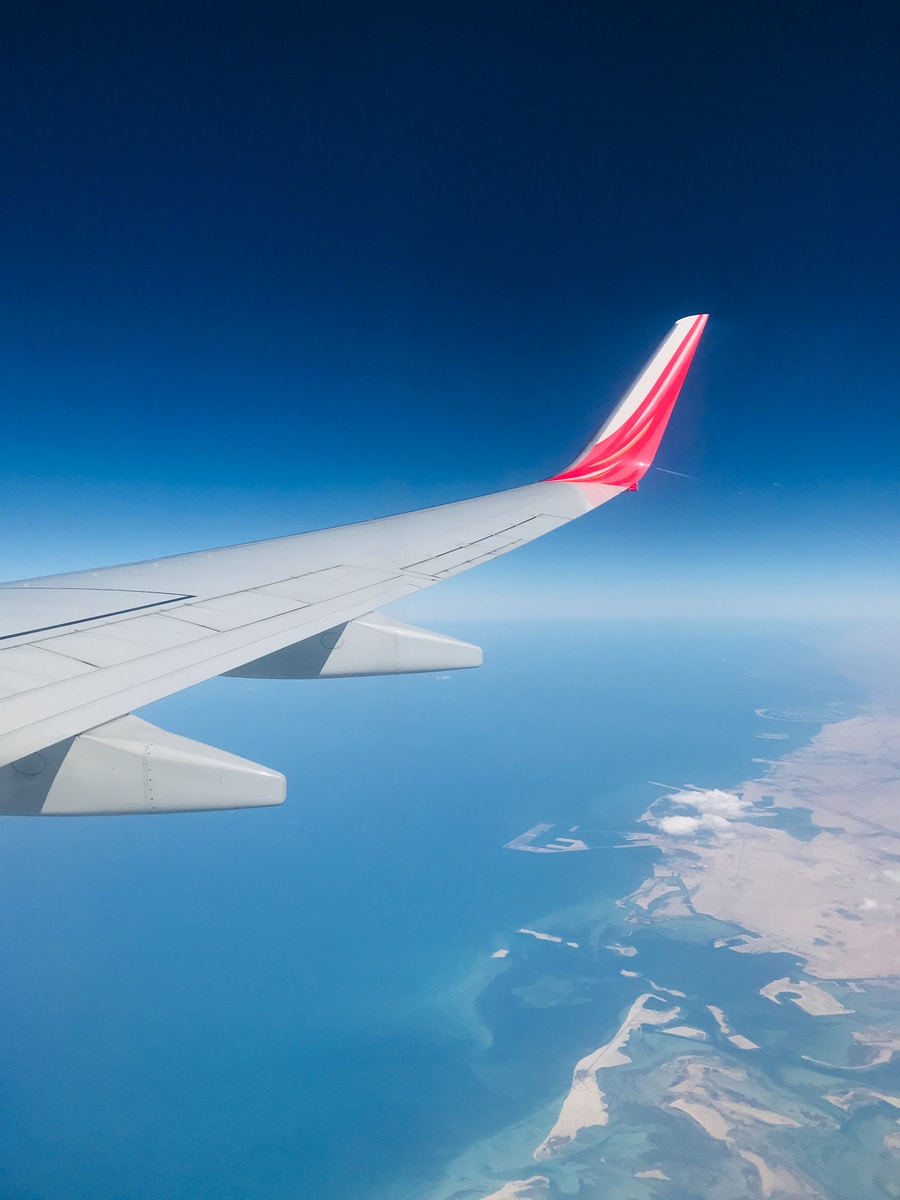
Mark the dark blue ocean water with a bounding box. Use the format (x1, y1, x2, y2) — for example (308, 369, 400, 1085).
(0, 621, 859, 1199)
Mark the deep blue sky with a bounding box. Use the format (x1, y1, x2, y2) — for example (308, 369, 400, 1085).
(2, 0, 897, 616)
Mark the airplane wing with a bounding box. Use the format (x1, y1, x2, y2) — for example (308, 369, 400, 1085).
(0, 314, 707, 814)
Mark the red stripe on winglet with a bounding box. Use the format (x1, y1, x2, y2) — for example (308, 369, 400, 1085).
(547, 314, 707, 488)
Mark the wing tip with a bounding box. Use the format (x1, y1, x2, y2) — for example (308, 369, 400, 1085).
(546, 313, 708, 487)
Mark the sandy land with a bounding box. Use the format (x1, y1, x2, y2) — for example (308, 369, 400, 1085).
(706, 1005, 731, 1032)
(634, 1168, 670, 1180)
(644, 978, 687, 998)
(668, 1057, 800, 1143)
(852, 1028, 900, 1065)
(760, 978, 853, 1016)
(627, 873, 684, 911)
(737, 1149, 816, 1197)
(802, 1051, 895, 1072)
(533, 1055, 610, 1159)
(824, 1088, 900, 1112)
(668, 1098, 730, 1139)
(662, 1025, 707, 1040)
(478, 1177, 550, 1200)
(607, 944, 638, 957)
(728, 1034, 760, 1051)
(491, 949, 510, 959)
(533, 994, 678, 1160)
(629, 713, 900, 979)
(707, 1005, 760, 1051)
(665, 1056, 811, 1190)
(518, 928, 563, 944)
(724, 1100, 799, 1126)
(621, 969, 639, 978)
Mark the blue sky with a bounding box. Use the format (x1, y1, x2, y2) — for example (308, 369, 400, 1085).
(1, 0, 897, 617)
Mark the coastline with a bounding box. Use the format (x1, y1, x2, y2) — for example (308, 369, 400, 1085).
(626, 712, 900, 980)
(532, 993, 679, 1160)
(420, 706, 900, 1199)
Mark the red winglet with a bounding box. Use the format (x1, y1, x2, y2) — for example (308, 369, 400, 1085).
(547, 314, 708, 488)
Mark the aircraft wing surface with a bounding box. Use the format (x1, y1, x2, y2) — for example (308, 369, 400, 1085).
(0, 314, 707, 814)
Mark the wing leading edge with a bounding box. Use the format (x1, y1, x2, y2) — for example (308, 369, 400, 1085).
(0, 315, 708, 813)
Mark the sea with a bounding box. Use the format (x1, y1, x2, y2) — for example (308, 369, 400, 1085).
(0, 620, 870, 1199)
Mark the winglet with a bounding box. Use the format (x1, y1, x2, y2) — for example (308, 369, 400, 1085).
(547, 314, 708, 488)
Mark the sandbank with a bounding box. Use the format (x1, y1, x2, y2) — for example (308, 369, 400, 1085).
(851, 1028, 900, 1065)
(533, 994, 677, 1160)
(648, 978, 686, 998)
(728, 1034, 760, 1051)
(628, 873, 684, 911)
(478, 1177, 550, 1200)
(760, 978, 853, 1016)
(668, 1057, 799, 1143)
(737, 1149, 813, 1198)
(668, 1098, 730, 1140)
(824, 1088, 900, 1112)
(707, 1004, 760, 1050)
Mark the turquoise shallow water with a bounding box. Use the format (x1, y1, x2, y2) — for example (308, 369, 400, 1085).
(0, 621, 862, 1199)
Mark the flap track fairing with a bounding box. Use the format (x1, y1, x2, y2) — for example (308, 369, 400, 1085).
(0, 715, 285, 815)
(225, 612, 482, 679)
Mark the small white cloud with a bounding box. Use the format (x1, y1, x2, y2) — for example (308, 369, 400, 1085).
(860, 898, 881, 911)
(699, 814, 732, 831)
(668, 788, 746, 818)
(659, 815, 701, 836)
(658, 811, 735, 839)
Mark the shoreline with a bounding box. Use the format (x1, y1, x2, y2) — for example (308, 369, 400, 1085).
(624, 712, 900, 981)
(532, 993, 679, 1161)
(420, 704, 900, 1200)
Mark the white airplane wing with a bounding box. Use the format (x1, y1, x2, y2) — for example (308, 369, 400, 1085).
(0, 314, 707, 814)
